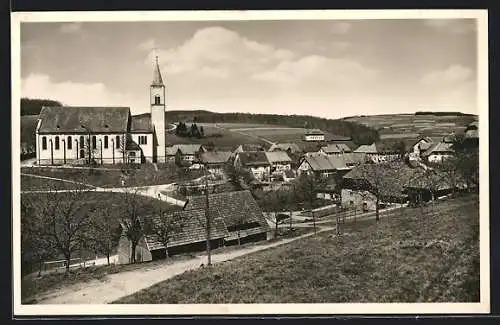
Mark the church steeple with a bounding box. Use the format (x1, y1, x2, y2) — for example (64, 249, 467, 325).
(151, 56, 164, 86)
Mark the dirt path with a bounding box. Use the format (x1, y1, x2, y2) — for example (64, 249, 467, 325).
(21, 173, 97, 188)
(33, 225, 334, 304)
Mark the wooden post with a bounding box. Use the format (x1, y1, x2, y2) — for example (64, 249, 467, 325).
(49, 139, 54, 165)
(62, 139, 66, 164)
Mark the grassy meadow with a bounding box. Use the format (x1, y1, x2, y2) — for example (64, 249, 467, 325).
(115, 195, 479, 304)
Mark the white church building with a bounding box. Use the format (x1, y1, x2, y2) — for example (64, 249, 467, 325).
(35, 57, 167, 165)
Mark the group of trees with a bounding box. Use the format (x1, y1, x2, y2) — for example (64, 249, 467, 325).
(21, 183, 181, 276)
(175, 122, 205, 138)
(166, 110, 380, 145)
(21, 98, 62, 116)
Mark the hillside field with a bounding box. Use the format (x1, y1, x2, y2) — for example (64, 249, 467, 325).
(344, 114, 477, 142)
(115, 195, 479, 303)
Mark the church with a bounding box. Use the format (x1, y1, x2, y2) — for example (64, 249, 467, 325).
(35, 57, 167, 165)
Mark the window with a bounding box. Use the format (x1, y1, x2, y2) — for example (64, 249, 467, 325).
(80, 149, 85, 158)
(104, 136, 108, 149)
(139, 135, 147, 145)
(42, 136, 47, 150)
(55, 136, 60, 150)
(129, 151, 136, 157)
(79, 136, 84, 149)
(116, 135, 120, 149)
(154, 95, 161, 105)
(67, 136, 72, 150)
(92, 136, 97, 149)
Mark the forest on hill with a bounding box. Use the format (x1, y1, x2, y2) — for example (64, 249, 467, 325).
(21, 98, 62, 116)
(162, 110, 380, 145)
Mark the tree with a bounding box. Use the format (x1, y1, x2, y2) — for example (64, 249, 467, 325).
(294, 173, 326, 234)
(21, 199, 55, 276)
(87, 204, 122, 265)
(119, 187, 146, 264)
(25, 183, 93, 272)
(200, 126, 205, 138)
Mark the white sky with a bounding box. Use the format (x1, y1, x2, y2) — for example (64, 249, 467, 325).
(20, 18, 478, 118)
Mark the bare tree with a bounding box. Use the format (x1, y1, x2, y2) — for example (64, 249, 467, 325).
(26, 183, 93, 272)
(294, 173, 326, 234)
(21, 199, 55, 276)
(119, 187, 146, 264)
(87, 204, 122, 265)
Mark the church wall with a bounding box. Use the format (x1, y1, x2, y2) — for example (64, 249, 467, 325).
(36, 132, 128, 165)
(130, 133, 154, 163)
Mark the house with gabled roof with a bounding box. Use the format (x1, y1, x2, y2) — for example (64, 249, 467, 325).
(353, 142, 399, 163)
(265, 151, 292, 173)
(303, 129, 325, 142)
(421, 142, 455, 163)
(234, 151, 271, 180)
(268, 142, 302, 154)
(297, 153, 351, 178)
(184, 190, 272, 245)
(318, 143, 352, 155)
(166, 144, 206, 163)
(199, 151, 232, 174)
(35, 57, 167, 165)
(117, 208, 229, 264)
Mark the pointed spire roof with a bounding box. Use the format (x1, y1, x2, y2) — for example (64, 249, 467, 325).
(151, 56, 164, 86)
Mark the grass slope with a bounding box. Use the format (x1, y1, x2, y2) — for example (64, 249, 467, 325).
(115, 196, 479, 303)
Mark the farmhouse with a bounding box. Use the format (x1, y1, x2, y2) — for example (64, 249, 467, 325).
(409, 137, 439, 161)
(199, 151, 232, 174)
(303, 129, 325, 142)
(421, 142, 454, 163)
(36, 57, 167, 165)
(184, 190, 271, 245)
(353, 143, 399, 163)
(265, 151, 292, 173)
(318, 143, 352, 155)
(404, 170, 465, 204)
(268, 142, 302, 154)
(234, 151, 271, 181)
(166, 144, 206, 163)
(297, 153, 351, 178)
(341, 162, 416, 211)
(117, 209, 229, 264)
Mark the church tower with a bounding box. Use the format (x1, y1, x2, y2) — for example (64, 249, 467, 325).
(150, 56, 166, 162)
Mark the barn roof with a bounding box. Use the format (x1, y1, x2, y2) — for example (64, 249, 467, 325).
(301, 154, 349, 171)
(185, 190, 270, 231)
(265, 151, 292, 163)
(199, 151, 232, 165)
(140, 209, 228, 251)
(305, 129, 325, 135)
(343, 162, 421, 197)
(422, 142, 454, 156)
(166, 144, 204, 156)
(237, 151, 270, 166)
(321, 144, 353, 154)
(268, 142, 302, 153)
(38, 106, 130, 134)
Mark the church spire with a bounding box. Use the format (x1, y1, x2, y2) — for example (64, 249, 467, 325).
(151, 55, 164, 86)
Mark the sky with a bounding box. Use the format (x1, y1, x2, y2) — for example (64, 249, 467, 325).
(20, 18, 479, 118)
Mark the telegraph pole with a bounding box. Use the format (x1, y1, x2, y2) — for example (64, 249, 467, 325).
(204, 163, 212, 266)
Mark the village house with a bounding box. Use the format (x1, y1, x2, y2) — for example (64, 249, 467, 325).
(408, 137, 438, 162)
(463, 120, 479, 147)
(318, 143, 352, 156)
(297, 153, 351, 178)
(265, 151, 292, 174)
(184, 190, 272, 245)
(166, 144, 206, 163)
(353, 143, 399, 163)
(268, 142, 302, 154)
(232, 143, 266, 158)
(198, 151, 232, 175)
(117, 209, 229, 264)
(404, 170, 465, 205)
(341, 162, 415, 212)
(234, 151, 271, 181)
(421, 142, 455, 163)
(303, 129, 325, 142)
(36, 57, 167, 165)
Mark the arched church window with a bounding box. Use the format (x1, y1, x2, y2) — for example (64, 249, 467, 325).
(155, 95, 161, 105)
